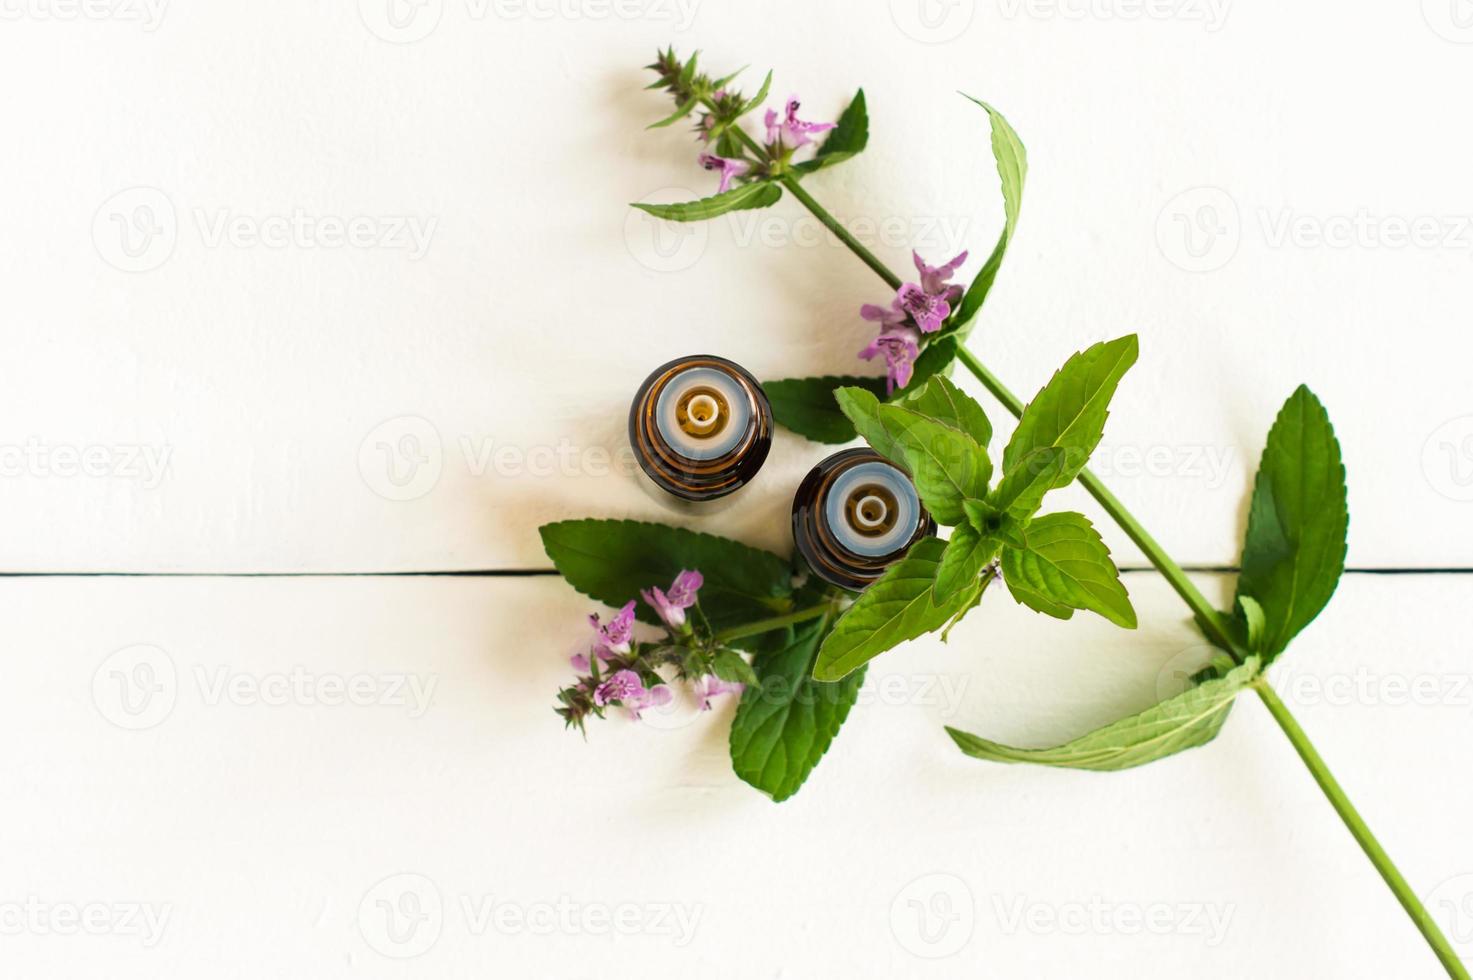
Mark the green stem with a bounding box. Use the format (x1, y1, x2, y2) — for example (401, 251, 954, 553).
(1254, 680, 1470, 980)
(770, 172, 1464, 977)
(714, 601, 837, 645)
(780, 177, 903, 290)
(710, 100, 903, 291)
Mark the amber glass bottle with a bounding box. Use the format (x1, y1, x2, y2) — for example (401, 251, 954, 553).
(791, 448, 937, 591)
(628, 355, 773, 504)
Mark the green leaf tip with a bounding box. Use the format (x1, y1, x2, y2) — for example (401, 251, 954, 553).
(631, 182, 784, 222)
(1234, 384, 1348, 661)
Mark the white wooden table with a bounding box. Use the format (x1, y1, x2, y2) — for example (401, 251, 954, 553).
(3, 2, 1471, 976)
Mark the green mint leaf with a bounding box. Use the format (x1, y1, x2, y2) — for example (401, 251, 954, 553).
(765, 376, 887, 444)
(1237, 595, 1267, 653)
(741, 70, 773, 115)
(899, 375, 992, 447)
(835, 385, 925, 464)
(989, 447, 1068, 520)
(730, 617, 864, 802)
(950, 97, 1027, 335)
(941, 576, 989, 642)
(946, 659, 1260, 771)
(998, 556, 1073, 620)
(814, 537, 973, 681)
(710, 65, 747, 89)
(999, 512, 1137, 628)
(539, 520, 793, 634)
(934, 523, 1001, 602)
(1234, 386, 1348, 660)
(902, 336, 960, 395)
(631, 182, 783, 222)
(678, 50, 699, 87)
(1002, 335, 1138, 489)
(648, 95, 699, 129)
(712, 648, 760, 687)
(817, 88, 869, 159)
(995, 519, 1026, 550)
(962, 497, 992, 529)
(792, 89, 869, 175)
(881, 405, 991, 526)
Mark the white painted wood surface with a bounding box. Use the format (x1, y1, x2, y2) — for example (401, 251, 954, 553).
(4, 4, 1472, 977)
(1, 1, 1470, 571)
(2, 573, 1470, 977)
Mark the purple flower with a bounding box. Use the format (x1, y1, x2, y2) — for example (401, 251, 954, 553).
(628, 683, 673, 720)
(894, 282, 951, 334)
(897, 249, 968, 332)
(593, 669, 644, 707)
(697, 152, 750, 194)
(914, 249, 968, 304)
(859, 325, 922, 394)
(570, 652, 590, 672)
(589, 600, 636, 657)
(866, 250, 968, 336)
(764, 96, 836, 150)
(641, 569, 704, 630)
(860, 301, 909, 330)
(593, 669, 674, 719)
(855, 249, 970, 391)
(694, 676, 744, 711)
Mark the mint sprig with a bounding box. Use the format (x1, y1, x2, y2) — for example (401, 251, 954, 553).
(545, 51, 1465, 976)
(826, 337, 1141, 654)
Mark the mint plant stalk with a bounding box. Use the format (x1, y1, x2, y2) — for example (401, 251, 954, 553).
(537, 48, 1465, 978)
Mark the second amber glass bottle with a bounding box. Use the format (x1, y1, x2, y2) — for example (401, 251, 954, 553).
(791, 448, 936, 591)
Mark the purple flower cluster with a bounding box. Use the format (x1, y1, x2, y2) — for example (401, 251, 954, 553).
(556, 569, 746, 730)
(592, 669, 672, 719)
(858, 250, 969, 393)
(693, 94, 834, 195)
